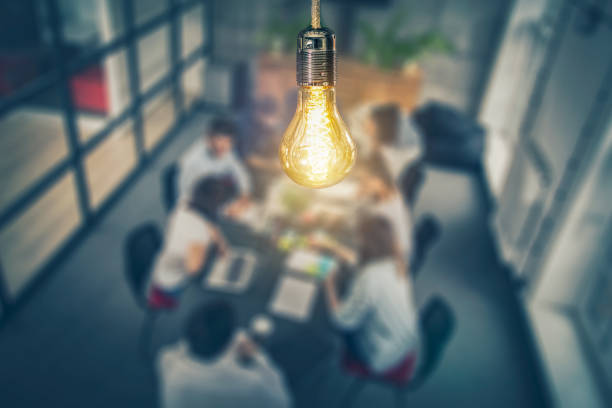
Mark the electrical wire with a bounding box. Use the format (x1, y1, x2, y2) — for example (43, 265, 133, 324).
(312, 0, 321, 28)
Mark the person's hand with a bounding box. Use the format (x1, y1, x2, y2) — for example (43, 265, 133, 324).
(236, 336, 259, 365)
(211, 227, 228, 256)
(224, 197, 251, 218)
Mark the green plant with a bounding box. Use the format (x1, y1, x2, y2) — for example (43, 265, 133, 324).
(359, 12, 454, 70)
(256, 15, 311, 54)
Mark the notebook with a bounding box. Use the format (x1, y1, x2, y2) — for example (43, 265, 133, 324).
(269, 275, 318, 322)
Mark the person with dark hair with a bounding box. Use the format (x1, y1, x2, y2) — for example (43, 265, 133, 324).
(157, 301, 291, 408)
(313, 214, 420, 375)
(179, 116, 252, 217)
(364, 103, 423, 183)
(148, 177, 234, 309)
(358, 152, 414, 265)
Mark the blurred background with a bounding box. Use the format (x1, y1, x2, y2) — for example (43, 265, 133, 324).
(0, 0, 611, 407)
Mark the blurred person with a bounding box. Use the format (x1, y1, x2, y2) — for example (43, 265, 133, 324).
(243, 97, 284, 198)
(157, 300, 292, 408)
(179, 116, 252, 217)
(315, 215, 420, 375)
(358, 153, 413, 265)
(148, 177, 235, 309)
(244, 97, 284, 172)
(363, 103, 423, 182)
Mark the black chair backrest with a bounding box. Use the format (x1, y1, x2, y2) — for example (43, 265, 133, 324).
(124, 223, 162, 307)
(162, 163, 179, 212)
(411, 296, 455, 386)
(400, 162, 425, 208)
(411, 214, 442, 277)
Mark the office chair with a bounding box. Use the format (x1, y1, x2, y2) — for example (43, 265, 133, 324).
(124, 222, 163, 358)
(162, 162, 179, 212)
(410, 214, 442, 279)
(400, 162, 425, 208)
(340, 295, 456, 408)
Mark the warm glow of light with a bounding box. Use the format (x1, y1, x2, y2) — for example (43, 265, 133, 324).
(279, 86, 356, 188)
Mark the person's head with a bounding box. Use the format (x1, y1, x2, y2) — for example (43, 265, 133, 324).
(206, 117, 238, 157)
(365, 104, 401, 147)
(356, 214, 397, 265)
(189, 176, 237, 221)
(186, 300, 236, 360)
(360, 152, 396, 200)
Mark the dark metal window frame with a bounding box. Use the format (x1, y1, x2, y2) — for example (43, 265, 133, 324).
(0, 0, 213, 317)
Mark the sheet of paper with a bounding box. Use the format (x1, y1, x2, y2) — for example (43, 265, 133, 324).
(269, 275, 318, 322)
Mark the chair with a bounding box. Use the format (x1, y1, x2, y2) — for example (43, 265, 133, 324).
(340, 296, 456, 408)
(399, 162, 425, 208)
(161, 162, 179, 212)
(124, 223, 163, 358)
(410, 214, 442, 279)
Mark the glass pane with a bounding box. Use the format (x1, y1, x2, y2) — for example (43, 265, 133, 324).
(138, 25, 170, 92)
(0, 87, 69, 213)
(0, 171, 81, 297)
(70, 49, 131, 143)
(134, 0, 168, 26)
(0, 2, 58, 102)
(182, 58, 206, 110)
(84, 120, 136, 207)
(181, 4, 205, 59)
(143, 88, 175, 151)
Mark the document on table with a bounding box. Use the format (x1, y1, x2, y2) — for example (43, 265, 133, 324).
(286, 248, 337, 280)
(269, 275, 318, 322)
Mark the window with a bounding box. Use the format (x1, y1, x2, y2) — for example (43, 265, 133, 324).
(182, 58, 206, 110)
(143, 87, 175, 151)
(181, 4, 205, 58)
(137, 25, 170, 92)
(0, 172, 81, 296)
(70, 49, 131, 143)
(84, 120, 136, 207)
(0, 89, 69, 213)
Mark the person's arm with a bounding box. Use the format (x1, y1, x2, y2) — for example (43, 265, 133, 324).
(230, 152, 252, 197)
(308, 235, 358, 266)
(185, 243, 207, 276)
(325, 271, 370, 330)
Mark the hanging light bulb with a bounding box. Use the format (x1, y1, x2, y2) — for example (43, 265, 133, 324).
(279, 0, 356, 188)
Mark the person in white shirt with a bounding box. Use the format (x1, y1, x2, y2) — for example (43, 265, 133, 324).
(357, 153, 414, 265)
(363, 103, 423, 182)
(148, 177, 234, 309)
(157, 301, 292, 408)
(179, 117, 252, 217)
(313, 215, 420, 375)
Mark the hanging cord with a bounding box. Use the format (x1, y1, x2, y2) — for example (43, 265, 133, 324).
(311, 0, 321, 28)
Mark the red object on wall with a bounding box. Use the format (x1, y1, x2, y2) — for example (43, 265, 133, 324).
(70, 65, 109, 114)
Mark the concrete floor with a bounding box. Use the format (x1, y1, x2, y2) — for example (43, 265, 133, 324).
(0, 113, 550, 408)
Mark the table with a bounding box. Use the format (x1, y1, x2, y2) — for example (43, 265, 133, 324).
(205, 218, 341, 386)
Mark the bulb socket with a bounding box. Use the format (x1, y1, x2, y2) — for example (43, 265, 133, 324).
(296, 26, 336, 87)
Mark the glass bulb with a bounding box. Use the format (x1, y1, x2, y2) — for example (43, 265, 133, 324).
(279, 86, 356, 188)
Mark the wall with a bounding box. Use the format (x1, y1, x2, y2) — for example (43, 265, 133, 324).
(211, 0, 512, 114)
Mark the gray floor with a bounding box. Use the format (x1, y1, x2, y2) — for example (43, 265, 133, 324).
(0, 113, 550, 408)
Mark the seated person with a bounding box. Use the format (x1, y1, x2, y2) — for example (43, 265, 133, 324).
(244, 97, 284, 172)
(243, 98, 284, 199)
(148, 177, 235, 309)
(157, 300, 292, 408)
(179, 116, 251, 216)
(358, 153, 414, 265)
(316, 215, 420, 376)
(363, 103, 423, 182)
